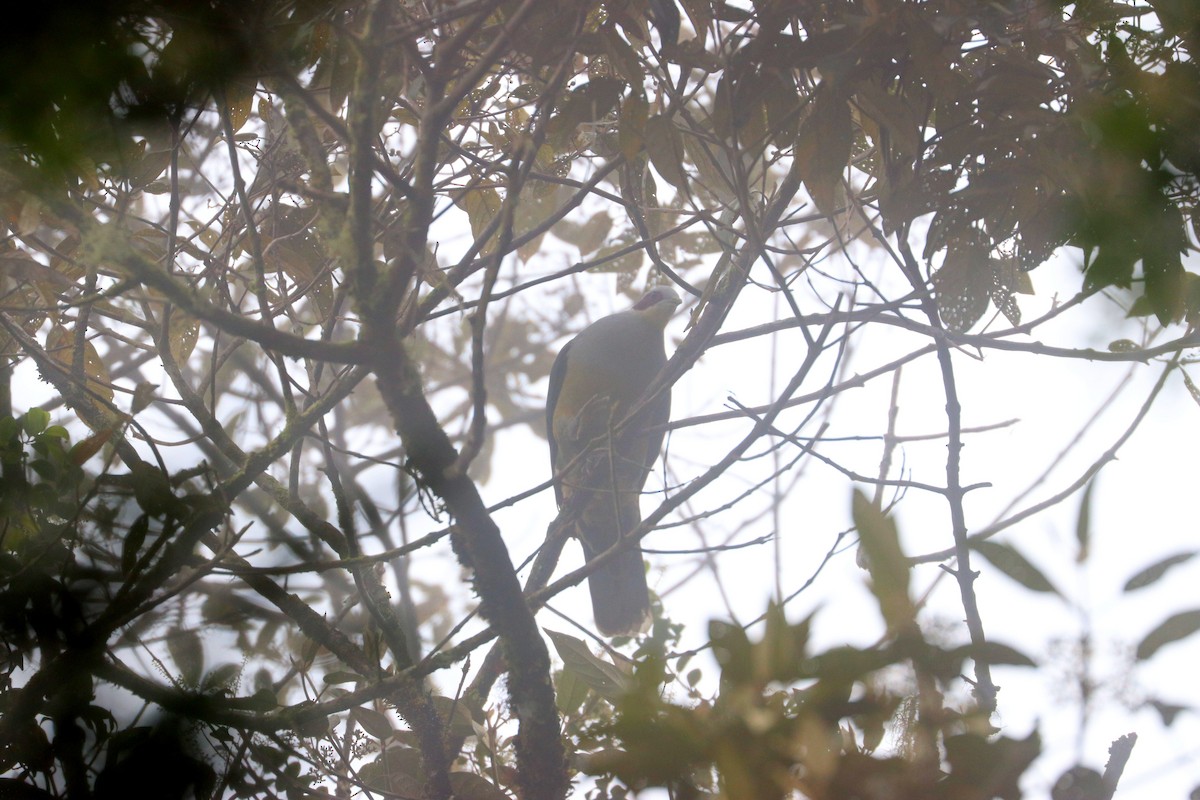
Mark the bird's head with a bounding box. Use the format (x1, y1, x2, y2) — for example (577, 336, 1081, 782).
(631, 285, 682, 327)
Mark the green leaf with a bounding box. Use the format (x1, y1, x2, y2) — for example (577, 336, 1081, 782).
(448, 772, 513, 800)
(954, 640, 1038, 669)
(555, 667, 590, 715)
(852, 490, 915, 633)
(794, 82, 851, 216)
(547, 630, 632, 701)
(168, 628, 205, 687)
(351, 706, 395, 740)
(22, 408, 50, 436)
(1136, 609, 1200, 660)
(972, 540, 1060, 595)
(121, 514, 149, 576)
(1124, 551, 1197, 592)
(1074, 481, 1094, 563)
(644, 114, 688, 190)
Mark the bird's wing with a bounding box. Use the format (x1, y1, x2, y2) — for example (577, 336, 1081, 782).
(545, 339, 573, 507)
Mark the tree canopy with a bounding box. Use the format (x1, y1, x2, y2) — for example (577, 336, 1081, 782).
(0, 0, 1197, 798)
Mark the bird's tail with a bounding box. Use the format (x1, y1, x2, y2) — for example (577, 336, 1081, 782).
(579, 498, 651, 636)
(587, 545, 650, 636)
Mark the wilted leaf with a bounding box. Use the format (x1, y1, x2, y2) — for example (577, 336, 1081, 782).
(227, 80, 257, 132)
(1124, 551, 1197, 591)
(45, 324, 115, 404)
(972, 540, 1060, 595)
(932, 245, 991, 332)
(453, 185, 504, 254)
(167, 311, 199, 365)
(1136, 609, 1200, 660)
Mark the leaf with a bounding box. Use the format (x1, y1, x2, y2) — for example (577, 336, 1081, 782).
(1147, 698, 1189, 726)
(22, 407, 50, 435)
(555, 667, 590, 715)
(956, 640, 1037, 669)
(794, 82, 851, 216)
(972, 540, 1060, 595)
(121, 514, 149, 576)
(1136, 609, 1200, 660)
(132, 150, 173, 187)
(202, 662, 241, 693)
(351, 706, 395, 740)
(1074, 480, 1094, 563)
(852, 490, 915, 634)
(1124, 551, 1197, 592)
(448, 772, 513, 800)
(167, 311, 199, 365)
(547, 630, 632, 701)
(453, 185, 503, 254)
(45, 324, 115, 403)
(168, 628, 205, 687)
(547, 77, 624, 149)
(932, 244, 991, 332)
(618, 94, 649, 161)
(644, 114, 688, 190)
(227, 80, 257, 132)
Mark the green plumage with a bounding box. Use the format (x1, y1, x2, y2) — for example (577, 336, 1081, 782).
(546, 287, 679, 635)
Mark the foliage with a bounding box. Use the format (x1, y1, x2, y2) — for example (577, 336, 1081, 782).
(0, 0, 1197, 798)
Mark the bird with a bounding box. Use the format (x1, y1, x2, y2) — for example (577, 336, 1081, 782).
(546, 285, 681, 635)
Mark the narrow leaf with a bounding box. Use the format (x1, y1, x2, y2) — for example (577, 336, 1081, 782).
(1124, 551, 1197, 592)
(1075, 480, 1094, 563)
(644, 114, 688, 190)
(852, 490, 915, 633)
(1136, 609, 1200, 660)
(972, 540, 1060, 595)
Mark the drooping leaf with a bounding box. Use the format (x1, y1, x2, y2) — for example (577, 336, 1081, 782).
(852, 490, 915, 634)
(547, 629, 632, 701)
(618, 93, 649, 161)
(1074, 480, 1094, 564)
(972, 540, 1060, 595)
(932, 244, 991, 332)
(644, 114, 688, 190)
(351, 706, 395, 740)
(448, 772, 513, 800)
(1124, 551, 1197, 592)
(45, 324, 115, 404)
(794, 82, 851, 216)
(167, 628, 205, 687)
(1136, 609, 1200, 660)
(121, 514, 149, 576)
